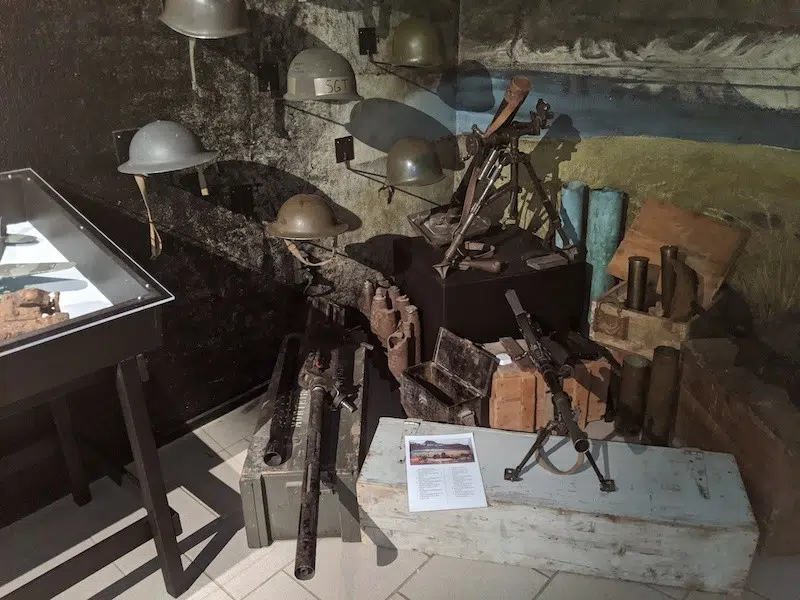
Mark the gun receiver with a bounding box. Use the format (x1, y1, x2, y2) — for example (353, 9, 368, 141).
(503, 289, 616, 493)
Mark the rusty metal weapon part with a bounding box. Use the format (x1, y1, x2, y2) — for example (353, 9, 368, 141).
(293, 301, 358, 581)
(458, 77, 532, 224)
(433, 88, 577, 279)
(502, 289, 617, 493)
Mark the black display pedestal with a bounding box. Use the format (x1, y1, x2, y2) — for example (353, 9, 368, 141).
(394, 226, 588, 362)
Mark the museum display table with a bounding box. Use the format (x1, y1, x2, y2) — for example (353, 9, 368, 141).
(0, 169, 185, 598)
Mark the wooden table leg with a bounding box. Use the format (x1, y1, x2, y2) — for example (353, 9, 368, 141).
(49, 396, 92, 506)
(116, 357, 185, 597)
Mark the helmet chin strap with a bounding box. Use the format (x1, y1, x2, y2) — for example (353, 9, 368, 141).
(283, 237, 338, 267)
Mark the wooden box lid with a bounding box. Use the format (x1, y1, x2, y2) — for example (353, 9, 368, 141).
(606, 200, 749, 309)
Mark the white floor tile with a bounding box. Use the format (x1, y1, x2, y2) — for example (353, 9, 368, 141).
(183, 518, 295, 599)
(92, 486, 219, 574)
(649, 583, 689, 599)
(746, 555, 800, 600)
(0, 478, 141, 596)
(290, 538, 428, 600)
(0, 537, 95, 597)
(685, 591, 765, 600)
(217, 539, 295, 599)
(399, 555, 548, 600)
(52, 563, 127, 600)
(245, 571, 318, 600)
(199, 398, 262, 450)
(112, 555, 226, 600)
(157, 433, 246, 516)
(225, 438, 251, 469)
(536, 572, 672, 600)
(194, 428, 229, 457)
(534, 569, 557, 579)
(183, 520, 265, 583)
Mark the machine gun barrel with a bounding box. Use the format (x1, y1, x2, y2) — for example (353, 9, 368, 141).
(504, 289, 615, 491)
(505, 289, 588, 453)
(294, 381, 326, 580)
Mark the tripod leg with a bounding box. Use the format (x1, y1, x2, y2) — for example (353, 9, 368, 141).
(584, 449, 617, 492)
(504, 422, 554, 481)
(521, 159, 571, 249)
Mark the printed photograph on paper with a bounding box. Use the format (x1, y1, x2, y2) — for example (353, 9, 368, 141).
(408, 438, 475, 465)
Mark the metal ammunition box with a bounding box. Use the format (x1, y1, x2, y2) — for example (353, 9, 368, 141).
(400, 328, 498, 427)
(239, 333, 367, 548)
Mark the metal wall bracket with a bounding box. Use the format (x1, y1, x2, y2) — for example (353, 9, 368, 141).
(112, 128, 139, 166)
(335, 136, 355, 164)
(257, 61, 281, 96)
(358, 28, 377, 56)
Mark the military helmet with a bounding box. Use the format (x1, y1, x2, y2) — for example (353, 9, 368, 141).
(284, 48, 362, 102)
(118, 120, 220, 175)
(390, 18, 444, 68)
(385, 137, 445, 187)
(159, 0, 249, 39)
(265, 194, 349, 240)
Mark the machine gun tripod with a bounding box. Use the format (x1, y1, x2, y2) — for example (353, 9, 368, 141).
(501, 289, 616, 493)
(433, 97, 579, 278)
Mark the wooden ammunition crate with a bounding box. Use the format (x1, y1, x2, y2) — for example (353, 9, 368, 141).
(590, 282, 703, 359)
(675, 339, 800, 556)
(485, 340, 610, 432)
(358, 418, 758, 594)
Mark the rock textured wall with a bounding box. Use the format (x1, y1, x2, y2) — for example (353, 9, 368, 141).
(0, 0, 459, 523)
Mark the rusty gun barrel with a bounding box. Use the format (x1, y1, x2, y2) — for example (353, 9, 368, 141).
(294, 383, 325, 581)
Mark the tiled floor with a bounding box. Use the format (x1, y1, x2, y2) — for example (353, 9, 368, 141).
(0, 400, 797, 600)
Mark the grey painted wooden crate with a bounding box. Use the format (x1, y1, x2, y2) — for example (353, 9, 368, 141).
(358, 418, 758, 594)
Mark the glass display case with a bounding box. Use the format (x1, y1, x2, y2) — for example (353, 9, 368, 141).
(0, 168, 173, 358)
(0, 168, 175, 407)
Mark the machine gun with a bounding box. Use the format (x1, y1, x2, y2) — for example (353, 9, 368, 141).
(293, 300, 357, 581)
(502, 289, 616, 492)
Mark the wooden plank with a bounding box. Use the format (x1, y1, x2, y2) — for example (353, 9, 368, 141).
(606, 200, 749, 308)
(359, 418, 758, 594)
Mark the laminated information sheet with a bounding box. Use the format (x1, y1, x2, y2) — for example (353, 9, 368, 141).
(404, 433, 488, 513)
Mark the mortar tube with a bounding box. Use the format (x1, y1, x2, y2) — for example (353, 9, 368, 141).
(625, 256, 649, 311)
(660, 245, 679, 318)
(557, 180, 587, 249)
(614, 355, 652, 436)
(642, 346, 682, 447)
(586, 187, 624, 310)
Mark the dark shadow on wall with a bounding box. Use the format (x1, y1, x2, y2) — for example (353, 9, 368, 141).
(522, 114, 582, 234)
(437, 60, 494, 113)
(56, 180, 305, 430)
(347, 98, 462, 170)
(170, 160, 362, 234)
(345, 233, 411, 276)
